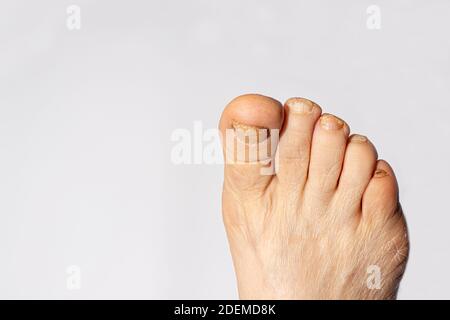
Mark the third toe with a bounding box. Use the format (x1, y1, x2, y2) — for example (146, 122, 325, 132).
(306, 113, 350, 196)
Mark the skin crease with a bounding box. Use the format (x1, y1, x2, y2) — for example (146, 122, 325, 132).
(219, 94, 409, 300)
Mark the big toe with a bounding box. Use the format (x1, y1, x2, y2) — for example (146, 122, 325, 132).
(219, 93, 284, 194)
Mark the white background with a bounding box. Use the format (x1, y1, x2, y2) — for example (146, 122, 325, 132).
(0, 0, 449, 299)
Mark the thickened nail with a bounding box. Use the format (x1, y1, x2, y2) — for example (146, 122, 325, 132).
(320, 114, 344, 130)
(287, 98, 315, 114)
(350, 134, 368, 143)
(232, 121, 270, 144)
(374, 169, 388, 177)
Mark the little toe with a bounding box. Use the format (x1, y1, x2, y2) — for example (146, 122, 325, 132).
(362, 160, 401, 222)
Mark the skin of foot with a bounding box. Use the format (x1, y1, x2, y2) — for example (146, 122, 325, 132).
(219, 94, 409, 300)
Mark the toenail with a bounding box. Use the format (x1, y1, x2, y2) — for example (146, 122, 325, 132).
(350, 134, 368, 143)
(232, 121, 270, 142)
(286, 98, 315, 114)
(232, 121, 266, 131)
(320, 114, 344, 130)
(374, 169, 388, 177)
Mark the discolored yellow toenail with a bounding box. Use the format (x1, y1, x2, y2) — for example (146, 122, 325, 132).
(320, 114, 344, 130)
(232, 121, 269, 134)
(374, 169, 388, 177)
(231, 120, 270, 143)
(286, 98, 315, 114)
(350, 134, 368, 143)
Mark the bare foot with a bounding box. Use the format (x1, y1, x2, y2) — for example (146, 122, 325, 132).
(219, 94, 409, 300)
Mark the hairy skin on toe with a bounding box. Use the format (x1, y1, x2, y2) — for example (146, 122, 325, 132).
(223, 186, 408, 300)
